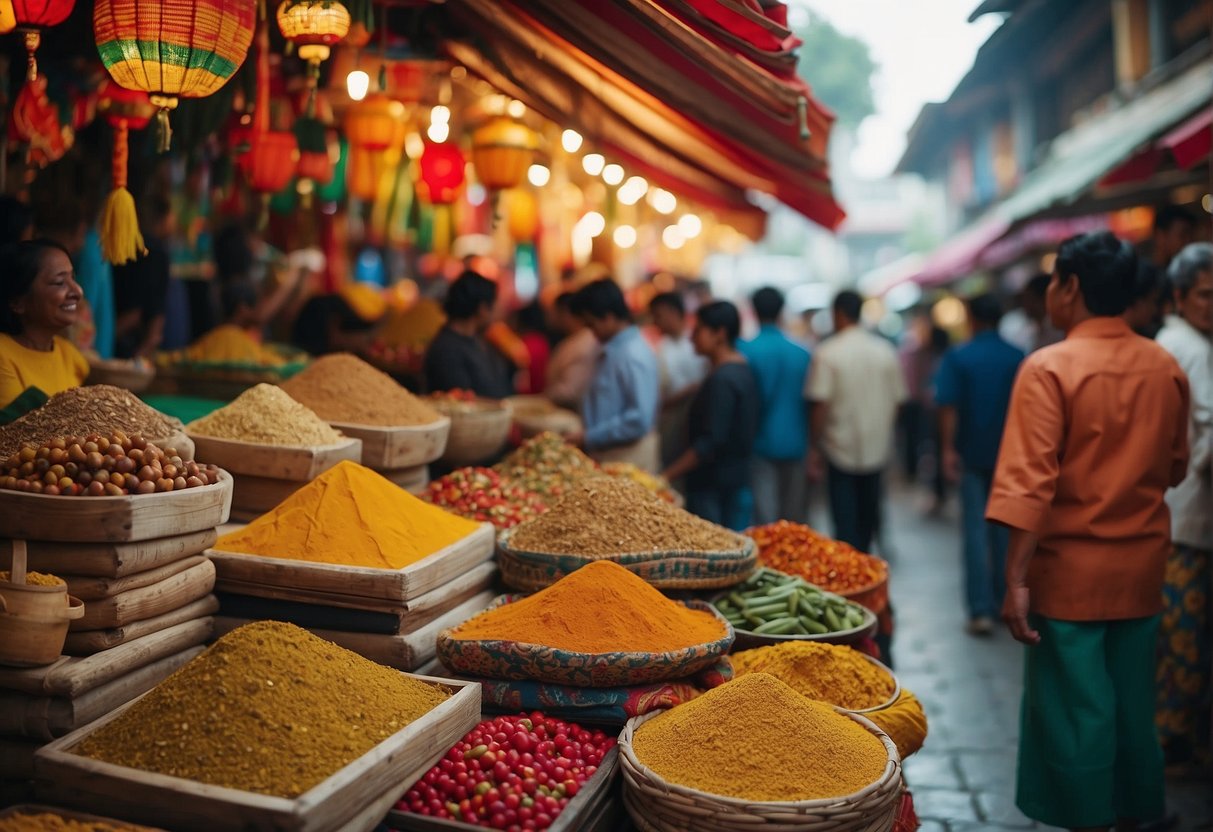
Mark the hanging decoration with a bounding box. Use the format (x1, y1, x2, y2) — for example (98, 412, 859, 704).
(97, 80, 155, 264)
(276, 0, 349, 117)
(0, 0, 17, 34)
(295, 115, 333, 185)
(9, 75, 71, 168)
(343, 92, 405, 201)
(94, 0, 256, 152)
(505, 189, 539, 243)
(418, 140, 465, 257)
(242, 8, 299, 207)
(471, 117, 537, 190)
(11, 0, 74, 81)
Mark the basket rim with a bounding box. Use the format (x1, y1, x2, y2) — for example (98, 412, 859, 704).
(619, 708, 901, 811)
(728, 646, 900, 715)
(498, 528, 758, 565)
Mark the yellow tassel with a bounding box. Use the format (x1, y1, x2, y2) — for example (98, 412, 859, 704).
(100, 187, 146, 266)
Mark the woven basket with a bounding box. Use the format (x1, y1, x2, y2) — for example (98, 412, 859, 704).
(435, 401, 513, 465)
(841, 571, 889, 616)
(507, 395, 582, 439)
(620, 711, 903, 832)
(437, 595, 734, 686)
(496, 531, 758, 592)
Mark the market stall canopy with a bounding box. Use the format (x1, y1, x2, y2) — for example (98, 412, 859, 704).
(442, 0, 844, 233)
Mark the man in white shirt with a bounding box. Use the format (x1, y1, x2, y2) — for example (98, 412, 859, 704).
(650, 292, 707, 469)
(1154, 241, 1213, 765)
(806, 290, 908, 553)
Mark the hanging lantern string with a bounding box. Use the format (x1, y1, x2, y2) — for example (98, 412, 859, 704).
(22, 30, 39, 81)
(148, 94, 177, 153)
(111, 120, 129, 190)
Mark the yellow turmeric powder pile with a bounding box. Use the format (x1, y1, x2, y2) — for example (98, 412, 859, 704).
(73, 621, 450, 797)
(632, 673, 888, 801)
(450, 560, 727, 653)
(0, 570, 64, 586)
(215, 460, 481, 568)
(0, 812, 146, 832)
(731, 641, 896, 711)
(177, 324, 286, 365)
(866, 689, 929, 758)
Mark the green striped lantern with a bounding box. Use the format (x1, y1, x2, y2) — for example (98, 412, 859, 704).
(94, 0, 256, 151)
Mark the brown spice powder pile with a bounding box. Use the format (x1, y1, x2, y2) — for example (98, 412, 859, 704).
(0, 813, 147, 832)
(0, 570, 64, 586)
(0, 386, 181, 458)
(281, 353, 441, 426)
(187, 384, 343, 446)
(509, 475, 745, 556)
(73, 621, 450, 797)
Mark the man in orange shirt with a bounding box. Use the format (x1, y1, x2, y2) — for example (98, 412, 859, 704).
(988, 231, 1190, 832)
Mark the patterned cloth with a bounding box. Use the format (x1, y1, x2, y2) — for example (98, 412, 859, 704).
(1156, 543, 1212, 761)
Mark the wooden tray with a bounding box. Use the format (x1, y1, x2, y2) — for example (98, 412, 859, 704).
(380, 463, 430, 495)
(227, 476, 309, 523)
(386, 746, 621, 832)
(0, 804, 165, 830)
(213, 588, 496, 672)
(0, 617, 212, 698)
(64, 596, 218, 655)
(0, 647, 203, 740)
(0, 529, 218, 578)
(188, 434, 362, 481)
(34, 675, 482, 832)
(71, 559, 215, 631)
(332, 417, 450, 470)
(0, 472, 233, 543)
(208, 521, 495, 604)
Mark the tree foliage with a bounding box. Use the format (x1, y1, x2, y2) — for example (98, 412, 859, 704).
(796, 12, 877, 128)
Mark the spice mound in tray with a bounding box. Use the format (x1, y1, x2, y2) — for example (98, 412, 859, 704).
(450, 560, 727, 653)
(0, 811, 148, 831)
(187, 383, 343, 446)
(280, 352, 441, 426)
(72, 621, 450, 797)
(507, 476, 745, 556)
(0, 385, 181, 459)
(732, 641, 895, 711)
(632, 672, 887, 802)
(0, 570, 63, 586)
(214, 460, 480, 568)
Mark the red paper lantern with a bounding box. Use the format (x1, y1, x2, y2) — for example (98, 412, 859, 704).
(417, 141, 465, 205)
(244, 130, 299, 193)
(12, 0, 73, 79)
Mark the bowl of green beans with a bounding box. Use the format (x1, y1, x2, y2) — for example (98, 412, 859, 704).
(711, 568, 878, 650)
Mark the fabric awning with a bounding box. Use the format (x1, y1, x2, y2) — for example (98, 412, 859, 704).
(1160, 106, 1212, 170)
(441, 0, 844, 230)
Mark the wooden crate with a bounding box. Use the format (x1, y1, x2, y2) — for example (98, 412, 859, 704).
(0, 529, 218, 578)
(380, 463, 430, 495)
(0, 473, 232, 543)
(188, 435, 362, 481)
(65, 596, 218, 655)
(208, 521, 495, 605)
(386, 747, 621, 832)
(0, 804, 165, 830)
(71, 559, 215, 631)
(332, 418, 449, 470)
(65, 555, 208, 601)
(34, 676, 482, 832)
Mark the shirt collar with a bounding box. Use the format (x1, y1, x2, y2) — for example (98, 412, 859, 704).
(1066, 317, 1134, 339)
(1163, 313, 1205, 340)
(602, 325, 639, 356)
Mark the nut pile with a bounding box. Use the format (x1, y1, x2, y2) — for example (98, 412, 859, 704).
(0, 386, 181, 459)
(0, 433, 219, 496)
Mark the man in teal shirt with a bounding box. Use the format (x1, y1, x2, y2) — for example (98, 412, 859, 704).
(741, 287, 811, 524)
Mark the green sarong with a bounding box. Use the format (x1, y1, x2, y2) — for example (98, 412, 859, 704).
(1017, 614, 1163, 829)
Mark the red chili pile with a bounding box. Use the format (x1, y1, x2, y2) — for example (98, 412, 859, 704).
(747, 520, 887, 595)
(397, 712, 616, 830)
(425, 468, 546, 529)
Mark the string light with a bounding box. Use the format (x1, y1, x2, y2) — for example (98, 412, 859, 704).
(346, 70, 369, 101)
(561, 129, 583, 153)
(613, 225, 637, 248)
(662, 225, 685, 249)
(527, 164, 551, 187)
(602, 163, 624, 186)
(677, 213, 702, 238)
(582, 153, 605, 176)
(649, 188, 676, 215)
(618, 176, 648, 205)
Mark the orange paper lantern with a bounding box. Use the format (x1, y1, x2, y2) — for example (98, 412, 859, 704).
(471, 117, 536, 190)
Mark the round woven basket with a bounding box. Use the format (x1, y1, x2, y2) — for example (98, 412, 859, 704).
(620, 710, 903, 832)
(435, 401, 513, 465)
(507, 395, 582, 439)
(496, 531, 758, 591)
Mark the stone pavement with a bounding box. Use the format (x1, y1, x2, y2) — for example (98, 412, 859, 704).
(859, 485, 1213, 832)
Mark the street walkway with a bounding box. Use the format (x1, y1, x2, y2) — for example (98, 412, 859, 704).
(869, 485, 1213, 831)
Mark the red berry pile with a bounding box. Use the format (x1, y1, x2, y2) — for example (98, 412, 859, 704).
(425, 468, 546, 530)
(396, 712, 616, 830)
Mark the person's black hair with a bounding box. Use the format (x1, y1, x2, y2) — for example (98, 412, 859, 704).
(1054, 231, 1137, 316)
(574, 278, 631, 322)
(1025, 273, 1051, 298)
(649, 291, 685, 317)
(832, 290, 862, 322)
(0, 239, 73, 335)
(1129, 260, 1164, 302)
(219, 278, 258, 321)
(1154, 204, 1197, 233)
(213, 223, 254, 282)
(697, 300, 741, 345)
(1167, 242, 1213, 298)
(967, 293, 1003, 327)
(443, 270, 497, 320)
(515, 300, 547, 335)
(751, 287, 785, 323)
(554, 291, 577, 313)
(0, 196, 33, 245)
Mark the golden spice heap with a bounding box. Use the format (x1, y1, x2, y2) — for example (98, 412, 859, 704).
(187, 383, 343, 446)
(632, 673, 888, 802)
(0, 812, 147, 832)
(72, 621, 450, 797)
(0, 386, 180, 459)
(281, 353, 441, 427)
(731, 641, 896, 711)
(0, 570, 64, 586)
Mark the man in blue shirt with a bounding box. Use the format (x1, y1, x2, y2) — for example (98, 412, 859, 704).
(573, 279, 661, 473)
(935, 293, 1025, 636)
(741, 287, 811, 524)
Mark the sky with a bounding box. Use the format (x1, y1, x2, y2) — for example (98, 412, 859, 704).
(788, 1, 1003, 179)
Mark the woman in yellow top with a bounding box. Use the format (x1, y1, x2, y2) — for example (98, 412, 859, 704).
(0, 240, 90, 409)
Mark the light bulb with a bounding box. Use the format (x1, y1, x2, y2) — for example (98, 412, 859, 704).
(562, 129, 583, 153)
(662, 225, 685, 249)
(506, 99, 526, 118)
(613, 225, 637, 248)
(677, 213, 702, 238)
(618, 176, 648, 206)
(427, 121, 450, 143)
(430, 105, 451, 125)
(527, 164, 551, 187)
(346, 70, 370, 102)
(602, 164, 624, 186)
(649, 188, 676, 215)
(579, 211, 606, 237)
(582, 153, 605, 176)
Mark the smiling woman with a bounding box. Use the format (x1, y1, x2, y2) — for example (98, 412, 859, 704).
(0, 239, 90, 412)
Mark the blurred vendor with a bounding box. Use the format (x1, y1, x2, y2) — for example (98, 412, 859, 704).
(424, 270, 512, 398)
(0, 240, 90, 412)
(291, 282, 387, 357)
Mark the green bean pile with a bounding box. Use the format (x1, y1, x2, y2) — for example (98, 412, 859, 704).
(715, 568, 869, 635)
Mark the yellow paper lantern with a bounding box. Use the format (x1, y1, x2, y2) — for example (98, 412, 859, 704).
(471, 116, 537, 190)
(0, 0, 16, 34)
(506, 189, 538, 242)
